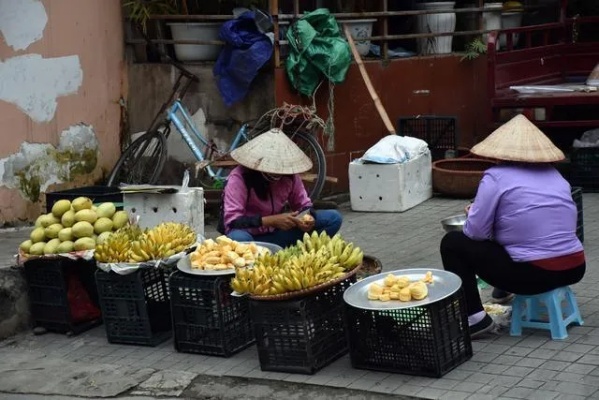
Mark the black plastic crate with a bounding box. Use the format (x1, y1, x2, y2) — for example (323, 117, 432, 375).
(170, 271, 254, 357)
(45, 186, 123, 213)
(397, 116, 458, 161)
(95, 268, 171, 346)
(572, 186, 584, 243)
(570, 147, 599, 193)
(23, 258, 102, 335)
(345, 288, 472, 378)
(250, 277, 355, 375)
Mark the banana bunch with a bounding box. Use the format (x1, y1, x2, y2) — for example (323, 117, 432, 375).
(148, 222, 196, 253)
(296, 231, 364, 270)
(231, 246, 347, 296)
(129, 222, 196, 262)
(95, 225, 144, 263)
(94, 222, 195, 263)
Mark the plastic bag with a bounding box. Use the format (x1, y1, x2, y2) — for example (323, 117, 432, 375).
(573, 128, 599, 148)
(214, 11, 274, 107)
(359, 135, 429, 164)
(67, 271, 101, 324)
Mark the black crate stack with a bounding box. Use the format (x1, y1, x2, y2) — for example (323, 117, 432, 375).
(397, 116, 458, 161)
(345, 288, 472, 378)
(169, 271, 254, 357)
(570, 148, 599, 192)
(250, 277, 354, 375)
(95, 268, 172, 346)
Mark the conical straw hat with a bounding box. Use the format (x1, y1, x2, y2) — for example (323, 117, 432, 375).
(587, 63, 599, 86)
(471, 114, 564, 163)
(230, 128, 313, 174)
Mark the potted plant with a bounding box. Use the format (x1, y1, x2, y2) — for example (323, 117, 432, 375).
(415, 1, 457, 55)
(335, 0, 377, 57)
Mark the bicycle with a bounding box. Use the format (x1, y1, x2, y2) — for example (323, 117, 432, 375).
(106, 62, 328, 200)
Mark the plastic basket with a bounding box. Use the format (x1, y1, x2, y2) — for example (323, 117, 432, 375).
(170, 271, 254, 357)
(570, 147, 599, 192)
(250, 276, 355, 375)
(397, 116, 458, 161)
(45, 186, 123, 212)
(345, 289, 473, 378)
(23, 258, 102, 335)
(95, 268, 171, 346)
(571, 186, 584, 243)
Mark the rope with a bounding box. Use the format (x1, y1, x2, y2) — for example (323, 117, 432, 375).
(252, 103, 327, 139)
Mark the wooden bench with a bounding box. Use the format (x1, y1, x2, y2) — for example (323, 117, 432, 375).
(487, 17, 599, 132)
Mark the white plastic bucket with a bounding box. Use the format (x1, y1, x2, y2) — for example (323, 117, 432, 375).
(417, 2, 456, 55)
(168, 22, 223, 62)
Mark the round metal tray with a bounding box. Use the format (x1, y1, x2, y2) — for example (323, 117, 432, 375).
(343, 268, 462, 311)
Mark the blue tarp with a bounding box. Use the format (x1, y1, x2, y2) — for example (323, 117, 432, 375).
(213, 12, 273, 107)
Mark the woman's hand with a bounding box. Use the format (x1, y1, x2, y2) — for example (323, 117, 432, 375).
(464, 204, 472, 215)
(295, 214, 315, 232)
(262, 212, 299, 231)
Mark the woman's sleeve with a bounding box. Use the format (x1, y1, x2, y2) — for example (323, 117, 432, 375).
(223, 173, 261, 232)
(288, 174, 313, 212)
(463, 172, 500, 241)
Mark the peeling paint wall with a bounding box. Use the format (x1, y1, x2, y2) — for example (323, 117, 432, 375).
(0, 0, 124, 225)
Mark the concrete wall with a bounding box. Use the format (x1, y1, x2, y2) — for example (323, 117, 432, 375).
(0, 0, 125, 225)
(127, 64, 275, 185)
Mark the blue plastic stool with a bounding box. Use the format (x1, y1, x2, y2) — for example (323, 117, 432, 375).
(510, 287, 583, 340)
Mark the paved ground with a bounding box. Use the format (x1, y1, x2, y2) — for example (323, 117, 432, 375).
(2, 193, 599, 399)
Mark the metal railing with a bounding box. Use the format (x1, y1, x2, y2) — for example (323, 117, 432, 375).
(123, 0, 562, 65)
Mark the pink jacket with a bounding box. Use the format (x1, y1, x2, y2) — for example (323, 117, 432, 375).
(223, 166, 312, 235)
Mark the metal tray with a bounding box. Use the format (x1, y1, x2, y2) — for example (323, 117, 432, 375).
(343, 268, 462, 311)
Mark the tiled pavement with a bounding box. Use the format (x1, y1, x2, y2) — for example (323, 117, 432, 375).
(3, 193, 599, 399)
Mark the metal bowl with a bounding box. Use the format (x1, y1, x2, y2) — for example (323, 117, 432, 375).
(441, 214, 467, 233)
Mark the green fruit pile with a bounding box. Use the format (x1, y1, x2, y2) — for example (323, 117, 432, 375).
(20, 197, 130, 257)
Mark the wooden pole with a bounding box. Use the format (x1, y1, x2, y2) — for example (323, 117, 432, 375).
(343, 24, 396, 135)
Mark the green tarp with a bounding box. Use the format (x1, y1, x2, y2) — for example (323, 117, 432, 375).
(285, 8, 351, 96)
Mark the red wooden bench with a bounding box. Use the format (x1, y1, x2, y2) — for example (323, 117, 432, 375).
(487, 17, 599, 132)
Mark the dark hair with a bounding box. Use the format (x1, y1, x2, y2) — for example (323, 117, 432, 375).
(241, 167, 291, 201)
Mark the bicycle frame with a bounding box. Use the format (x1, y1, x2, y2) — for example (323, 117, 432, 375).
(166, 100, 250, 181)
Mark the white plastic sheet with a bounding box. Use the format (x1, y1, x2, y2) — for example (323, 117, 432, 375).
(358, 135, 429, 164)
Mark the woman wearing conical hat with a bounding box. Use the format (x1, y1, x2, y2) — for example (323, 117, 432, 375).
(440, 115, 585, 338)
(218, 129, 342, 248)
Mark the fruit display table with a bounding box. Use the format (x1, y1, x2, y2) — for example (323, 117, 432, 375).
(169, 270, 254, 357)
(343, 268, 473, 378)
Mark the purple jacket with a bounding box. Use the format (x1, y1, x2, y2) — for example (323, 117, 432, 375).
(464, 164, 583, 262)
(222, 166, 312, 235)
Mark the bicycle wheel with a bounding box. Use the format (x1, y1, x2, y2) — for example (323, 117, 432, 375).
(288, 130, 327, 200)
(106, 129, 168, 187)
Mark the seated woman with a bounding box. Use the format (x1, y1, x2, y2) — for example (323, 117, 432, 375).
(440, 115, 585, 338)
(218, 128, 342, 248)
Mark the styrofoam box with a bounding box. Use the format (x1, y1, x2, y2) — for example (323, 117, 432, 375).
(349, 152, 433, 212)
(123, 186, 204, 238)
